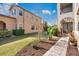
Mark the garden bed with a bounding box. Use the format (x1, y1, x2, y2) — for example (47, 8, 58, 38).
(66, 43, 79, 56)
(16, 39, 58, 56)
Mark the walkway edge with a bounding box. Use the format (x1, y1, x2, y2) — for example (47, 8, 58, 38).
(43, 37, 69, 56)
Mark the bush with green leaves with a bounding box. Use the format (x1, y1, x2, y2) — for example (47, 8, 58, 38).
(12, 29, 25, 36)
(47, 27, 53, 38)
(47, 25, 58, 37)
(52, 26, 59, 36)
(0, 30, 12, 38)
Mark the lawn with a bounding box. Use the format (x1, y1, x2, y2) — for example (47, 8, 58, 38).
(0, 33, 38, 45)
(0, 33, 39, 56)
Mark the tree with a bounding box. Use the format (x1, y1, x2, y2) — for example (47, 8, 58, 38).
(43, 21, 48, 31)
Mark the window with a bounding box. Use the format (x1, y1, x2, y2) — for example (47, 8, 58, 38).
(19, 24, 23, 29)
(30, 16, 34, 20)
(31, 25, 35, 30)
(36, 19, 38, 21)
(12, 9, 16, 16)
(60, 3, 72, 14)
(19, 10, 23, 16)
(32, 16, 33, 19)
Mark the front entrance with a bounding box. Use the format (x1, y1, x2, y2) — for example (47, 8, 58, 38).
(63, 22, 73, 33)
(0, 21, 6, 30)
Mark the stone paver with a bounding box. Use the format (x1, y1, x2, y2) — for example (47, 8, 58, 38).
(43, 37, 69, 56)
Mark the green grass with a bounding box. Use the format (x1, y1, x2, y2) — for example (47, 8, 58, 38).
(0, 33, 39, 56)
(0, 32, 47, 56)
(0, 37, 38, 56)
(0, 33, 37, 45)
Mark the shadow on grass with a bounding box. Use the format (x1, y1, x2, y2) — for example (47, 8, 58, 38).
(0, 33, 38, 46)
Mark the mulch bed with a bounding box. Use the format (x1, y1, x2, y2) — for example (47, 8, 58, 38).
(16, 39, 58, 56)
(66, 43, 79, 56)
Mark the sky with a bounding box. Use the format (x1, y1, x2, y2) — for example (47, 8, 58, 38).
(0, 3, 57, 26)
(19, 3, 57, 25)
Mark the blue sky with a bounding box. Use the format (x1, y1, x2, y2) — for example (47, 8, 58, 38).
(0, 3, 57, 26)
(19, 3, 57, 25)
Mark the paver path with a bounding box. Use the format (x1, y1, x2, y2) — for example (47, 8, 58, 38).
(43, 37, 69, 56)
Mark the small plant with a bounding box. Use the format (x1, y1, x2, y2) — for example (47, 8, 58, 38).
(68, 31, 77, 46)
(47, 27, 53, 40)
(0, 30, 12, 38)
(12, 28, 25, 36)
(52, 26, 59, 36)
(47, 25, 59, 40)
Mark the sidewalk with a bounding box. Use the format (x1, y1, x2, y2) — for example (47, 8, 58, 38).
(43, 37, 69, 56)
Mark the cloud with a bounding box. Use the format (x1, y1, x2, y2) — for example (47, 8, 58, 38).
(0, 3, 17, 15)
(42, 10, 51, 15)
(3, 3, 14, 10)
(52, 10, 56, 14)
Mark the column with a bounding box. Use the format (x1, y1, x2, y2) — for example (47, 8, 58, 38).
(73, 3, 78, 31)
(57, 3, 61, 32)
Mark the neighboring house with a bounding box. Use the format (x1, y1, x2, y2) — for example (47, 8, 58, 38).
(57, 3, 79, 33)
(0, 5, 44, 33)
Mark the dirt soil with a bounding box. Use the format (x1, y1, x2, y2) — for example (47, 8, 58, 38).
(16, 39, 57, 56)
(66, 43, 79, 56)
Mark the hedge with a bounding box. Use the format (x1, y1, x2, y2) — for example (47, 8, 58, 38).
(12, 29, 25, 36)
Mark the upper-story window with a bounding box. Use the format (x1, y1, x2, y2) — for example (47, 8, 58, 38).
(36, 19, 38, 21)
(30, 16, 35, 23)
(19, 10, 23, 16)
(30, 16, 34, 20)
(60, 3, 72, 14)
(12, 9, 16, 16)
(31, 25, 35, 30)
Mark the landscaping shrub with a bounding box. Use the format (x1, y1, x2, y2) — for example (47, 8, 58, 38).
(13, 29, 25, 36)
(47, 25, 59, 37)
(52, 26, 59, 36)
(0, 30, 12, 38)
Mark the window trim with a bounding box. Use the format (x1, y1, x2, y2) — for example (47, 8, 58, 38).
(31, 25, 35, 30)
(19, 10, 23, 16)
(12, 9, 16, 16)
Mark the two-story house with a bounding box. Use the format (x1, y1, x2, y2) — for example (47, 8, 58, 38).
(0, 5, 44, 33)
(57, 3, 79, 34)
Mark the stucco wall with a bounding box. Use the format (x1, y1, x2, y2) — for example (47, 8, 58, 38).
(74, 31, 79, 53)
(57, 3, 75, 32)
(59, 12, 74, 21)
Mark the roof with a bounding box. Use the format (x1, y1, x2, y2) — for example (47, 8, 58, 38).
(9, 5, 42, 19)
(0, 14, 16, 19)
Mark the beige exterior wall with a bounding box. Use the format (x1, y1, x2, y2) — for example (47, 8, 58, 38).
(9, 5, 43, 33)
(10, 6, 24, 29)
(23, 10, 43, 33)
(57, 3, 75, 32)
(0, 15, 16, 30)
(57, 3, 79, 53)
(57, 3, 79, 32)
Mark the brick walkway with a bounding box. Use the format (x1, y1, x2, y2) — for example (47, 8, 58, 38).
(43, 37, 69, 56)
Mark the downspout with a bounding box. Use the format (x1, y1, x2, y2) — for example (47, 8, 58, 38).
(23, 10, 25, 29)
